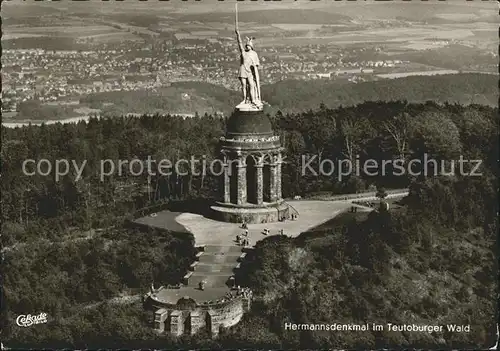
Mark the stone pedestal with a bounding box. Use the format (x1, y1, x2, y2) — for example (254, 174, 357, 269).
(154, 308, 168, 333)
(211, 108, 288, 224)
(211, 201, 289, 224)
(207, 311, 219, 336)
(243, 296, 252, 312)
(169, 310, 184, 336)
(190, 311, 203, 335)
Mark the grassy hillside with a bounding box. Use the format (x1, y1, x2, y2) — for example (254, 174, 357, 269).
(80, 82, 240, 117)
(393, 46, 496, 71)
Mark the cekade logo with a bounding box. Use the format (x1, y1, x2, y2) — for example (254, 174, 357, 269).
(16, 313, 48, 327)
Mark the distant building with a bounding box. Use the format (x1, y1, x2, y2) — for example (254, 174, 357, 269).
(278, 54, 298, 61)
(175, 33, 193, 41)
(316, 73, 331, 79)
(335, 68, 362, 75)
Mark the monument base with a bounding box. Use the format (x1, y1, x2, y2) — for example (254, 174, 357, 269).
(235, 102, 263, 112)
(210, 201, 289, 224)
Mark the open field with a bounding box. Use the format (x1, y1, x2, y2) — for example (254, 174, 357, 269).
(2, 116, 94, 128)
(6, 20, 89, 28)
(404, 41, 448, 50)
(434, 13, 483, 21)
(318, 1, 495, 22)
(105, 21, 160, 37)
(257, 23, 490, 47)
(271, 24, 327, 31)
(2, 112, 18, 119)
(376, 70, 460, 79)
(73, 107, 101, 115)
(78, 32, 142, 43)
(4, 25, 126, 39)
(2, 33, 49, 40)
(6, 25, 113, 33)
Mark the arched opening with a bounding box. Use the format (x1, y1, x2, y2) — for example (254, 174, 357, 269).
(166, 315, 172, 333)
(183, 313, 191, 335)
(219, 157, 226, 202)
(246, 156, 257, 204)
(230, 157, 238, 204)
(205, 312, 212, 335)
(176, 297, 197, 309)
(263, 163, 271, 203)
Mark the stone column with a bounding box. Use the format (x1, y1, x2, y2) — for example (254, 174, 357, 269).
(190, 311, 202, 335)
(236, 157, 247, 205)
(256, 163, 263, 205)
(154, 309, 168, 333)
(207, 310, 218, 336)
(169, 310, 184, 336)
(276, 157, 282, 200)
(223, 162, 230, 203)
(269, 162, 278, 202)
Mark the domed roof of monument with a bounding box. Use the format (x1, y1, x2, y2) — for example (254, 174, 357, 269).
(226, 109, 274, 136)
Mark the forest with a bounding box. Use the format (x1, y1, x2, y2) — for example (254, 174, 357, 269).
(1, 100, 497, 348)
(227, 171, 497, 348)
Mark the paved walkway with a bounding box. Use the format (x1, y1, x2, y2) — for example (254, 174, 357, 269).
(176, 200, 352, 246)
(136, 191, 408, 247)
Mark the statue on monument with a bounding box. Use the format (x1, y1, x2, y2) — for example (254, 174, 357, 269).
(235, 5, 263, 110)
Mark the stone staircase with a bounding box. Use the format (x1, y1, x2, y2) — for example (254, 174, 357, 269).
(188, 274, 232, 289)
(192, 263, 235, 273)
(183, 245, 247, 289)
(285, 201, 300, 218)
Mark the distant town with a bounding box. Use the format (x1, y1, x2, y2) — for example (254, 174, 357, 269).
(3, 36, 491, 114)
